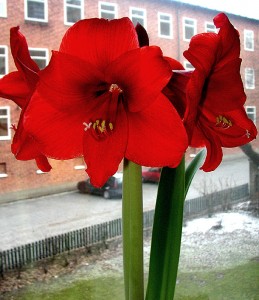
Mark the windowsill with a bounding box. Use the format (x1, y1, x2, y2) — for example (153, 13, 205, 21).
(0, 174, 8, 178)
(36, 170, 47, 174)
(74, 165, 85, 170)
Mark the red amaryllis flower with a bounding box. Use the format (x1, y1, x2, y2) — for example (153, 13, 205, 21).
(173, 13, 257, 171)
(0, 27, 51, 172)
(24, 17, 188, 187)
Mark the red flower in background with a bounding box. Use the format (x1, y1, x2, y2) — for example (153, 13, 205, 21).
(0, 27, 51, 172)
(24, 18, 187, 187)
(168, 13, 257, 171)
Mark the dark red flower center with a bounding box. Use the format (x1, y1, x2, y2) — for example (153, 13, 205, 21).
(215, 115, 232, 129)
(83, 84, 123, 140)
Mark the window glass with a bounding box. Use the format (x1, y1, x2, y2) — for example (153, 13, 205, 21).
(130, 7, 146, 27)
(29, 48, 48, 69)
(183, 17, 196, 40)
(25, 0, 47, 22)
(64, 0, 83, 25)
(0, 0, 7, 17)
(158, 13, 172, 38)
(0, 107, 11, 140)
(0, 46, 7, 76)
(99, 2, 117, 20)
(205, 22, 217, 32)
(244, 30, 254, 51)
(245, 106, 256, 123)
(245, 67, 255, 89)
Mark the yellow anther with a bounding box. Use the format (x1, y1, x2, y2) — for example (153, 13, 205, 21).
(109, 122, 113, 130)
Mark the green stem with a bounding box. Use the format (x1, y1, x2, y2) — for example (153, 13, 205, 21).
(122, 159, 144, 300)
(145, 157, 185, 300)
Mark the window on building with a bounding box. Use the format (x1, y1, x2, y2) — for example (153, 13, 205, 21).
(130, 7, 146, 28)
(184, 61, 194, 70)
(245, 68, 255, 89)
(25, 0, 48, 22)
(158, 13, 172, 38)
(183, 17, 197, 41)
(244, 30, 254, 51)
(74, 157, 85, 170)
(0, 162, 7, 178)
(29, 48, 48, 69)
(0, 46, 8, 77)
(99, 2, 117, 20)
(0, 0, 7, 17)
(205, 22, 216, 33)
(64, 0, 84, 25)
(0, 106, 11, 140)
(245, 106, 256, 124)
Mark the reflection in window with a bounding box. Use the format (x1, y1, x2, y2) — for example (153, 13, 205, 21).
(64, 0, 84, 25)
(244, 30, 254, 51)
(205, 22, 216, 33)
(0, 0, 7, 17)
(29, 48, 48, 69)
(158, 13, 172, 38)
(0, 162, 7, 178)
(25, 0, 48, 22)
(245, 106, 256, 124)
(0, 46, 8, 77)
(99, 2, 117, 20)
(183, 17, 197, 41)
(184, 61, 194, 70)
(245, 68, 255, 89)
(0, 106, 11, 140)
(130, 7, 146, 28)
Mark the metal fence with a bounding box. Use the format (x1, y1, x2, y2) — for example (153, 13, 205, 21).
(0, 184, 248, 274)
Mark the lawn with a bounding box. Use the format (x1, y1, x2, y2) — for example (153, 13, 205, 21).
(2, 260, 258, 300)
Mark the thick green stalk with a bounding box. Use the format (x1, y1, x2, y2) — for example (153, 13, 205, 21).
(145, 158, 185, 300)
(122, 159, 144, 300)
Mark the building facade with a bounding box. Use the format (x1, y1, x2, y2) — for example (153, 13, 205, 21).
(0, 0, 258, 201)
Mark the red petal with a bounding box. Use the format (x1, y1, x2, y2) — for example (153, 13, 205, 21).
(200, 126, 223, 172)
(60, 18, 139, 72)
(0, 72, 30, 107)
(35, 155, 52, 172)
(36, 51, 105, 112)
(10, 27, 39, 87)
(126, 94, 188, 168)
(107, 46, 172, 112)
(83, 102, 128, 187)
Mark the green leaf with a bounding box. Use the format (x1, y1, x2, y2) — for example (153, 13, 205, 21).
(185, 149, 206, 197)
(145, 157, 185, 300)
(122, 159, 144, 300)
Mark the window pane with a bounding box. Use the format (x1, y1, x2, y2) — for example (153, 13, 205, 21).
(67, 0, 81, 5)
(101, 4, 114, 11)
(67, 7, 81, 23)
(27, 1, 45, 19)
(29, 49, 46, 56)
(185, 26, 194, 39)
(0, 118, 8, 136)
(0, 108, 7, 115)
(160, 22, 170, 36)
(0, 56, 6, 75)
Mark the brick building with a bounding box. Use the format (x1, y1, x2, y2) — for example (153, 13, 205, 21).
(0, 0, 258, 202)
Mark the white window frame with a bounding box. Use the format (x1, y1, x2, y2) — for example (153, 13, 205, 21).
(245, 68, 255, 89)
(24, 0, 48, 22)
(244, 30, 254, 51)
(0, 106, 11, 141)
(130, 7, 147, 28)
(183, 17, 197, 41)
(0, 0, 7, 18)
(0, 45, 8, 77)
(245, 106, 256, 124)
(29, 48, 49, 69)
(205, 21, 217, 33)
(184, 60, 194, 70)
(158, 13, 173, 39)
(64, 0, 84, 26)
(98, 1, 118, 20)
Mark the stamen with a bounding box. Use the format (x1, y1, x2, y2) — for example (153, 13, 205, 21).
(90, 119, 114, 140)
(109, 84, 123, 93)
(215, 115, 232, 129)
(83, 122, 92, 131)
(244, 129, 251, 138)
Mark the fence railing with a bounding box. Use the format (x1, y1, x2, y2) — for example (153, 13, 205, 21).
(0, 184, 248, 274)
